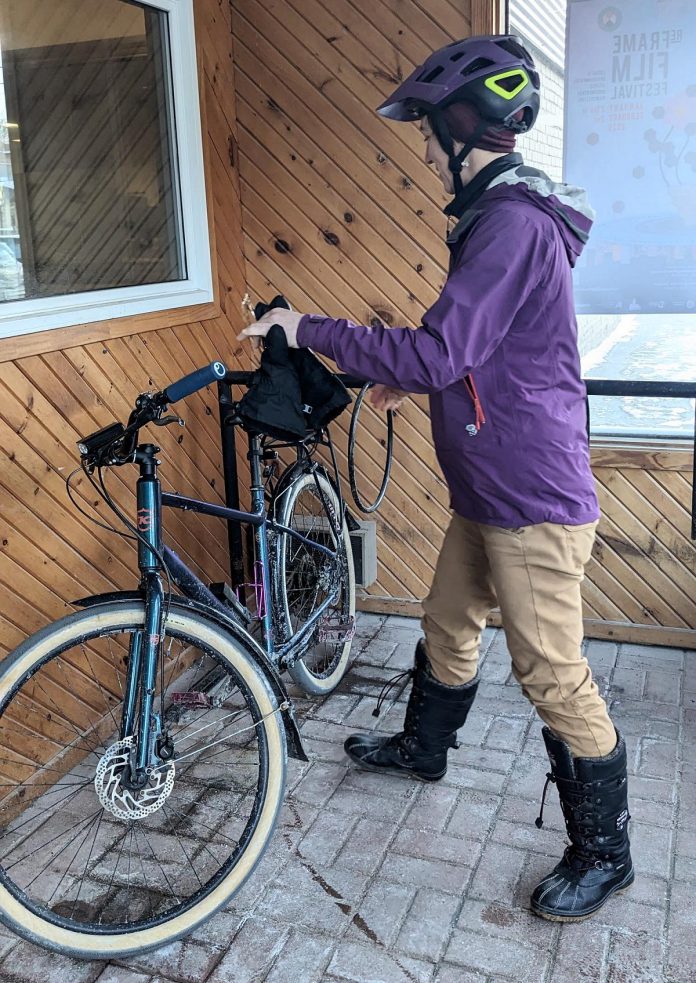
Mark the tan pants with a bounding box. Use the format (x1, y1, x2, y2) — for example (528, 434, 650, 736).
(421, 514, 616, 758)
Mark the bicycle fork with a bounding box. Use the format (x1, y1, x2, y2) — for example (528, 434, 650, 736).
(120, 444, 167, 786)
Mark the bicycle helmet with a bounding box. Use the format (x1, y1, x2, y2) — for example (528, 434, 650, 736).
(378, 34, 539, 129)
(377, 35, 540, 198)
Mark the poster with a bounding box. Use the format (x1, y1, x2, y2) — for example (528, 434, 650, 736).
(564, 0, 696, 314)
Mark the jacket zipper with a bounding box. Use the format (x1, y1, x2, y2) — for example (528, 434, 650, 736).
(463, 374, 486, 431)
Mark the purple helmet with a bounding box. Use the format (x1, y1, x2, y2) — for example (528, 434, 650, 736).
(377, 35, 540, 133)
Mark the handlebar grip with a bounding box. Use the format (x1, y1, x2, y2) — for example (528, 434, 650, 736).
(163, 361, 227, 404)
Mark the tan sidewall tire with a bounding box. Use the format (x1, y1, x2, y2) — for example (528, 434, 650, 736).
(0, 602, 286, 958)
(280, 472, 356, 694)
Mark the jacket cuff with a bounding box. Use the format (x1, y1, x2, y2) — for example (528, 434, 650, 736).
(297, 314, 333, 354)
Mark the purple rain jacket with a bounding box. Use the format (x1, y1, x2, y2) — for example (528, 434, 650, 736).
(297, 163, 600, 528)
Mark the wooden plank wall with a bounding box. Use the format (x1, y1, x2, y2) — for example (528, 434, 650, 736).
(230, 0, 696, 648)
(231, 0, 470, 606)
(0, 0, 250, 662)
(586, 448, 695, 647)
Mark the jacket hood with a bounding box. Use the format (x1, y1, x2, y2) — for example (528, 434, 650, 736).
(484, 164, 595, 266)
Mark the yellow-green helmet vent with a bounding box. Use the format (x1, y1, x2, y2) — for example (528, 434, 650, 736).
(484, 69, 530, 101)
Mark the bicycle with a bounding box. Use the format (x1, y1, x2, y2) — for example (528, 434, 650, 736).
(0, 360, 356, 957)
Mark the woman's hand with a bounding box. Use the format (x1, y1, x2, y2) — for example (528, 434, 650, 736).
(369, 384, 408, 412)
(237, 308, 303, 349)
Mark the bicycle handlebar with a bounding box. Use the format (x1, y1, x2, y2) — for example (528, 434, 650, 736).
(77, 360, 228, 467)
(164, 361, 227, 404)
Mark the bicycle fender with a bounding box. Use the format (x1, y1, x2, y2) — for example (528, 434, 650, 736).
(72, 591, 308, 762)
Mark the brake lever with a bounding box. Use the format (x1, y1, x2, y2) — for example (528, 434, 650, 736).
(154, 414, 185, 428)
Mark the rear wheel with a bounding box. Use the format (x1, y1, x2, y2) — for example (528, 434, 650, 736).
(274, 469, 356, 695)
(0, 600, 286, 958)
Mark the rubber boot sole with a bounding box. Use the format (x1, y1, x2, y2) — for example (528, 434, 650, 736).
(531, 867, 635, 923)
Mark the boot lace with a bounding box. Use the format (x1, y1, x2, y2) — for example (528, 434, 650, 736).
(536, 775, 618, 873)
(534, 772, 556, 829)
(372, 668, 414, 718)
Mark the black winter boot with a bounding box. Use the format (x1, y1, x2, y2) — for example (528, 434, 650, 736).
(344, 641, 479, 781)
(531, 727, 634, 921)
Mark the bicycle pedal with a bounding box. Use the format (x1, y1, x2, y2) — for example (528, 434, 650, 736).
(170, 691, 212, 709)
(317, 615, 356, 643)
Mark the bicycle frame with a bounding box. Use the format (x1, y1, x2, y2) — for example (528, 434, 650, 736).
(122, 436, 342, 779)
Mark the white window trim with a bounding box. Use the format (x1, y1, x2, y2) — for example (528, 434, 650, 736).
(0, 0, 213, 340)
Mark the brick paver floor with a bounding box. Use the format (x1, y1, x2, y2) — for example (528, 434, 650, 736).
(0, 614, 693, 983)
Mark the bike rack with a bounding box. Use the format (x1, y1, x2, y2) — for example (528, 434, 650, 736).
(217, 374, 696, 593)
(217, 372, 366, 593)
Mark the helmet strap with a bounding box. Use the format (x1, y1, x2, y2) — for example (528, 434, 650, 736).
(428, 112, 491, 203)
(445, 151, 523, 219)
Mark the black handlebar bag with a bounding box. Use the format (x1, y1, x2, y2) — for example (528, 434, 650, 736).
(236, 324, 351, 441)
(292, 347, 351, 430)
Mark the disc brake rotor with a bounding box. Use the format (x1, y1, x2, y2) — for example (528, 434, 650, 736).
(94, 737, 175, 821)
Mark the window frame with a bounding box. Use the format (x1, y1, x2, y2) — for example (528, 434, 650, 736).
(0, 0, 213, 340)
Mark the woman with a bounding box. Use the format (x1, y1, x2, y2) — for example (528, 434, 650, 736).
(239, 34, 633, 922)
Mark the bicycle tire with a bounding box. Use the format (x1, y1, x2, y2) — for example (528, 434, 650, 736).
(0, 600, 286, 958)
(273, 469, 356, 695)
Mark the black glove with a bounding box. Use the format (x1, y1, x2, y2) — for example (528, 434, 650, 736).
(250, 294, 352, 433)
(236, 324, 307, 441)
(254, 294, 290, 320)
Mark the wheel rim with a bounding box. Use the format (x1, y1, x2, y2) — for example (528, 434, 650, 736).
(278, 475, 354, 681)
(0, 618, 271, 935)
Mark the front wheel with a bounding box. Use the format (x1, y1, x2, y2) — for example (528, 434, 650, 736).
(0, 600, 286, 958)
(273, 468, 356, 695)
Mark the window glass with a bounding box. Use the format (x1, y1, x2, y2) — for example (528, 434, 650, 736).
(509, 0, 696, 438)
(0, 0, 185, 305)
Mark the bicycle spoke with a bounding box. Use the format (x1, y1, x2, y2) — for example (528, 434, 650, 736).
(157, 805, 239, 846)
(3, 695, 100, 767)
(5, 807, 103, 875)
(164, 709, 276, 766)
(70, 809, 106, 920)
(162, 802, 235, 872)
(43, 810, 104, 901)
(52, 658, 105, 754)
(81, 644, 122, 739)
(172, 706, 250, 749)
(159, 804, 206, 890)
(1, 782, 95, 842)
(29, 672, 102, 760)
(100, 825, 131, 922)
(134, 822, 183, 905)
